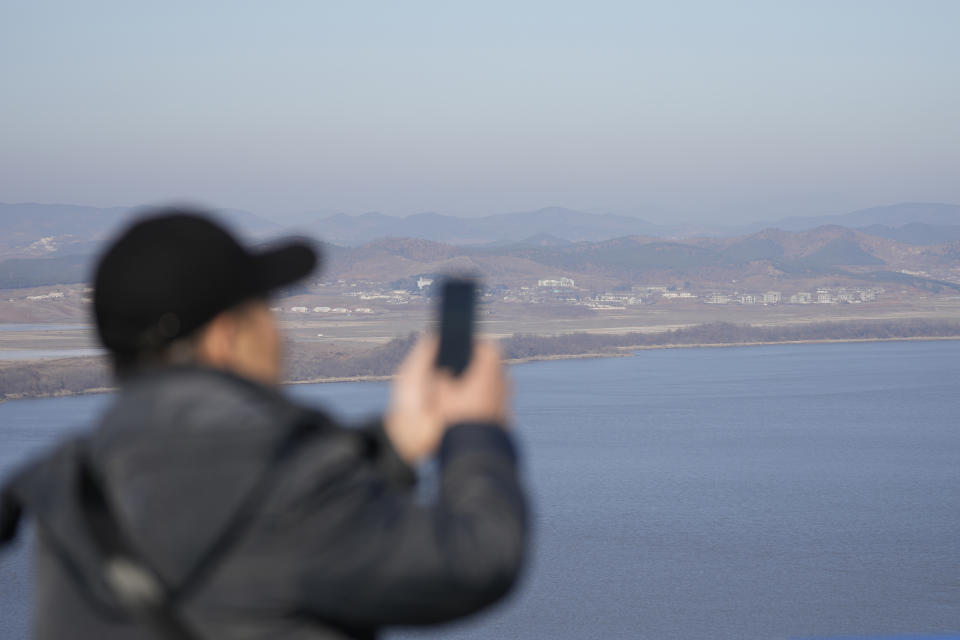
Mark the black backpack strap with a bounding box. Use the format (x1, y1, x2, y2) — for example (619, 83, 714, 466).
(0, 486, 23, 547)
(77, 454, 202, 640)
(72, 405, 331, 640)
(2, 445, 133, 623)
(170, 408, 328, 601)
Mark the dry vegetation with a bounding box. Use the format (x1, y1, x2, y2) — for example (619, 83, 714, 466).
(499, 318, 960, 358)
(0, 356, 110, 400)
(3, 318, 960, 401)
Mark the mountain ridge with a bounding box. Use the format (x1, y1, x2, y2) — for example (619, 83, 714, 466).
(2, 222, 956, 294)
(289, 202, 960, 245)
(3, 201, 960, 261)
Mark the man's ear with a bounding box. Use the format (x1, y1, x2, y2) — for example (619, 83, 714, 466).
(194, 311, 238, 367)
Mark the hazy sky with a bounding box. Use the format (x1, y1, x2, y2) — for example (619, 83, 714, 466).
(2, 1, 958, 224)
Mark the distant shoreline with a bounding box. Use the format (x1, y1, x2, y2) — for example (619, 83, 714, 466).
(3, 331, 960, 404)
(0, 386, 116, 404)
(503, 335, 960, 363)
(623, 335, 960, 351)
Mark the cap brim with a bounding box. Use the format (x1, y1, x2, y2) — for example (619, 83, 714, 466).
(252, 239, 320, 293)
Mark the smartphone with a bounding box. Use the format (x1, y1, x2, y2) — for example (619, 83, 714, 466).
(435, 278, 476, 376)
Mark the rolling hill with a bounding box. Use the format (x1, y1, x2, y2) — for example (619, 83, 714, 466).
(314, 225, 960, 295)
(2, 202, 960, 293)
(293, 206, 667, 246)
(753, 202, 960, 233)
(0, 202, 279, 259)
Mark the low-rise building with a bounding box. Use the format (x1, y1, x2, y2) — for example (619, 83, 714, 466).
(600, 293, 642, 305)
(635, 285, 668, 294)
(26, 291, 65, 301)
(588, 303, 627, 310)
(537, 277, 575, 288)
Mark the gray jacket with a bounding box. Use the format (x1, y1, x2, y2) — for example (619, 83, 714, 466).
(0, 366, 527, 639)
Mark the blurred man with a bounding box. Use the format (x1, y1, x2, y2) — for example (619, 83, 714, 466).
(0, 209, 527, 639)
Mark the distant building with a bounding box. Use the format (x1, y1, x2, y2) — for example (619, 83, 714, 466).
(634, 285, 668, 294)
(600, 293, 642, 305)
(816, 289, 834, 304)
(26, 291, 64, 301)
(313, 306, 331, 312)
(789, 292, 812, 304)
(589, 303, 627, 310)
(762, 291, 781, 304)
(417, 276, 434, 290)
(739, 294, 756, 305)
(290, 306, 309, 313)
(706, 293, 730, 304)
(538, 277, 575, 288)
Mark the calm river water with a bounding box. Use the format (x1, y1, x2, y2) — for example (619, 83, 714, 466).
(2, 341, 959, 639)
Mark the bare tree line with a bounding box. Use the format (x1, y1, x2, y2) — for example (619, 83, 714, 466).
(3, 319, 960, 401)
(0, 357, 110, 400)
(499, 319, 960, 358)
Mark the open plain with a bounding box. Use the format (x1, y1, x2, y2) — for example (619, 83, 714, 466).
(4, 285, 960, 355)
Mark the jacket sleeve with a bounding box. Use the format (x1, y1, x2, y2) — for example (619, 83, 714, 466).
(281, 421, 528, 627)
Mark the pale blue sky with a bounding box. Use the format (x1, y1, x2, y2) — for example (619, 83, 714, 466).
(1, 1, 958, 223)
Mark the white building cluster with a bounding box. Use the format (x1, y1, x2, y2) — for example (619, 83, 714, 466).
(283, 306, 372, 315)
(537, 277, 575, 289)
(25, 291, 65, 301)
(262, 275, 887, 318)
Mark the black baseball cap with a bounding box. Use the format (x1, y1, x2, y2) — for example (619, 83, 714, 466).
(94, 207, 318, 356)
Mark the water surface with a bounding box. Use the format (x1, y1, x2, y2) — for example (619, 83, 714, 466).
(2, 341, 959, 639)
(0, 324, 89, 332)
(0, 348, 104, 361)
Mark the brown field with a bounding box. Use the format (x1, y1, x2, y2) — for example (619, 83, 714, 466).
(4, 288, 960, 355)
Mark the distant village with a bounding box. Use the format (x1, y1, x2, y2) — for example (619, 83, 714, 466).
(268, 276, 889, 316)
(6, 274, 890, 317)
(502, 279, 886, 310)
